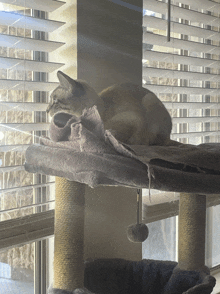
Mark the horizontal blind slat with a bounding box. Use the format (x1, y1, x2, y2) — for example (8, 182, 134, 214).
(143, 15, 220, 41)
(0, 123, 50, 131)
(143, 31, 220, 54)
(0, 144, 29, 152)
(172, 0, 220, 13)
(172, 116, 219, 123)
(143, 66, 219, 81)
(144, 84, 219, 95)
(164, 102, 220, 109)
(0, 57, 64, 72)
(0, 165, 25, 173)
(144, 0, 220, 25)
(0, 11, 65, 32)
(143, 50, 220, 69)
(0, 102, 48, 111)
(0, 0, 65, 12)
(0, 79, 59, 91)
(0, 182, 54, 194)
(0, 200, 55, 214)
(0, 33, 64, 52)
(171, 131, 219, 139)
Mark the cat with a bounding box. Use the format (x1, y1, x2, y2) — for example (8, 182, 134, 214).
(46, 71, 172, 146)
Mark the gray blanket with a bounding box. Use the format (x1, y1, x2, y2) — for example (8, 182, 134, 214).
(47, 259, 216, 294)
(25, 106, 220, 194)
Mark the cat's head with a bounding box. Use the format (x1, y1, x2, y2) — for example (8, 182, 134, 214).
(46, 71, 103, 117)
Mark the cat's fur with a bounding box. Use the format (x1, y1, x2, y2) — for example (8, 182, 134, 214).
(46, 71, 172, 145)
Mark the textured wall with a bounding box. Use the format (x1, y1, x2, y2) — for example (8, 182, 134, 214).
(77, 0, 142, 92)
(84, 186, 142, 261)
(77, 0, 143, 260)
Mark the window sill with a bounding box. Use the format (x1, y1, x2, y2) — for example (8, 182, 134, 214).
(211, 266, 220, 294)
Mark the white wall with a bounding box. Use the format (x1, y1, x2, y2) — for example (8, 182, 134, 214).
(84, 186, 142, 261)
(78, 0, 143, 261)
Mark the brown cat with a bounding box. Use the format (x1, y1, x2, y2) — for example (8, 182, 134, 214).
(46, 71, 172, 145)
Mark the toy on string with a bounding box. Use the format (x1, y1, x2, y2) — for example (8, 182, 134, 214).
(127, 189, 149, 243)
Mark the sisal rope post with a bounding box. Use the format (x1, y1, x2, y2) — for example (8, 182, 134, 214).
(53, 177, 85, 292)
(178, 193, 206, 271)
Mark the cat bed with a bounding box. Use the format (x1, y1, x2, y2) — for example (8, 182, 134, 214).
(47, 258, 216, 294)
(25, 106, 220, 194)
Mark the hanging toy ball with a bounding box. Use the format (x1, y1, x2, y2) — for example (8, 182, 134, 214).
(127, 223, 149, 243)
(127, 189, 149, 243)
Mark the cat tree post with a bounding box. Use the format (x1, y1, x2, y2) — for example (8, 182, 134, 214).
(53, 177, 85, 292)
(178, 193, 207, 271)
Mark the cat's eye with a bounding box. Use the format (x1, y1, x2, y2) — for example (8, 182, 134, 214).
(53, 95, 59, 104)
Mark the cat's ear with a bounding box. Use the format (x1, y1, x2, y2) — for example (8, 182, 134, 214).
(57, 71, 76, 91)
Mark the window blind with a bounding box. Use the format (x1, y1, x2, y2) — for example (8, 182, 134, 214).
(142, 1, 220, 269)
(0, 0, 65, 222)
(143, 0, 220, 146)
(142, 0, 220, 205)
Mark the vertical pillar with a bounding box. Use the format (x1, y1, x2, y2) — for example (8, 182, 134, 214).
(77, 0, 143, 261)
(53, 178, 85, 291)
(178, 193, 206, 270)
(77, 0, 143, 91)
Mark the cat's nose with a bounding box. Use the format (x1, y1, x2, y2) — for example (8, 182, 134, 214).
(46, 104, 52, 113)
(46, 99, 58, 113)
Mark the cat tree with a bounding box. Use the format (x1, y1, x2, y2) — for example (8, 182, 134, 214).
(53, 179, 85, 291)
(25, 106, 218, 294)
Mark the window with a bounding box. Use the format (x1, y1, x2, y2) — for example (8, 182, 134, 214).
(0, 0, 219, 292)
(0, 0, 76, 292)
(143, 0, 220, 145)
(142, 216, 177, 261)
(0, 243, 35, 294)
(142, 0, 220, 291)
